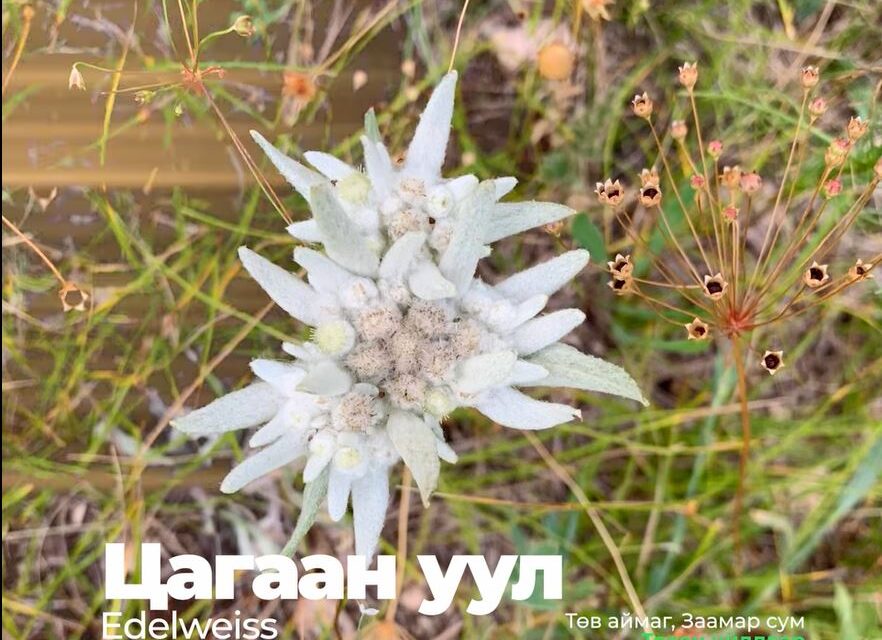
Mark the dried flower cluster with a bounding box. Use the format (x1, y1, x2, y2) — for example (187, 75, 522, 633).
(175, 73, 645, 558)
(599, 63, 879, 374)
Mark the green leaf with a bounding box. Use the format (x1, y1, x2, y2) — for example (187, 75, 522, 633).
(524, 342, 648, 406)
(834, 582, 859, 640)
(571, 214, 606, 264)
(281, 466, 330, 557)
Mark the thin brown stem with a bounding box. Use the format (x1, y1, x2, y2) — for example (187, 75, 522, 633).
(526, 432, 648, 624)
(385, 467, 412, 624)
(731, 335, 752, 569)
(2, 216, 67, 284)
(2, 5, 33, 96)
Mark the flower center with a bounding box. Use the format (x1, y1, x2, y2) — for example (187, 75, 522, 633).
(344, 301, 480, 412)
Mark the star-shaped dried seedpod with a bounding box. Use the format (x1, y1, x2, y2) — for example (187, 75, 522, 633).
(761, 350, 785, 375)
(174, 72, 646, 560)
(803, 261, 830, 288)
(685, 318, 710, 341)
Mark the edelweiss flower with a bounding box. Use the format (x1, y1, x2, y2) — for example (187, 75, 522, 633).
(174, 72, 645, 559)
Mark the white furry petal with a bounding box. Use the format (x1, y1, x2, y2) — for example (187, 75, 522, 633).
(351, 468, 390, 558)
(220, 432, 307, 494)
(251, 131, 322, 202)
(475, 387, 580, 430)
(238, 247, 320, 326)
(513, 309, 586, 355)
(495, 250, 590, 302)
(403, 71, 457, 181)
(305, 151, 356, 180)
(172, 382, 282, 435)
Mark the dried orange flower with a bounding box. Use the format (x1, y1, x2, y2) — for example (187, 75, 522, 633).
(720, 165, 742, 190)
(800, 66, 819, 89)
(849, 259, 874, 281)
(803, 261, 830, 288)
(722, 205, 739, 223)
(595, 179, 624, 207)
(608, 274, 634, 295)
(639, 184, 662, 207)
(608, 253, 633, 276)
(685, 318, 710, 340)
(631, 92, 653, 119)
(703, 274, 728, 300)
(846, 116, 868, 142)
(59, 281, 89, 312)
(678, 62, 698, 91)
(639, 167, 660, 187)
(761, 350, 784, 375)
(282, 71, 317, 102)
(822, 178, 842, 199)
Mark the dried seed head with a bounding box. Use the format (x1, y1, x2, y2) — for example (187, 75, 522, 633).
(608, 253, 634, 276)
(670, 120, 688, 141)
(685, 317, 710, 341)
(803, 261, 830, 288)
(595, 179, 625, 207)
(707, 140, 723, 159)
(639, 167, 660, 187)
(809, 97, 827, 119)
(678, 62, 698, 91)
(822, 178, 842, 199)
(720, 165, 742, 190)
(846, 116, 868, 142)
(690, 174, 706, 189)
(800, 66, 819, 89)
(631, 93, 654, 119)
(608, 274, 634, 296)
(68, 65, 86, 91)
(722, 205, 739, 223)
(824, 138, 850, 167)
(849, 259, 874, 281)
(537, 42, 575, 81)
(638, 184, 662, 207)
(761, 350, 784, 375)
(59, 281, 89, 312)
(232, 15, 255, 37)
(740, 171, 762, 194)
(702, 274, 728, 300)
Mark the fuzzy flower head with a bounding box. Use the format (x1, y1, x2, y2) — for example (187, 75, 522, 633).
(174, 73, 645, 560)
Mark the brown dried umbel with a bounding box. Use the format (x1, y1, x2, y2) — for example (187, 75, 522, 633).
(599, 63, 879, 371)
(596, 62, 879, 548)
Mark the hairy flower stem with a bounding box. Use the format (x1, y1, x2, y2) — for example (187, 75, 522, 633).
(385, 467, 413, 624)
(730, 335, 752, 567)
